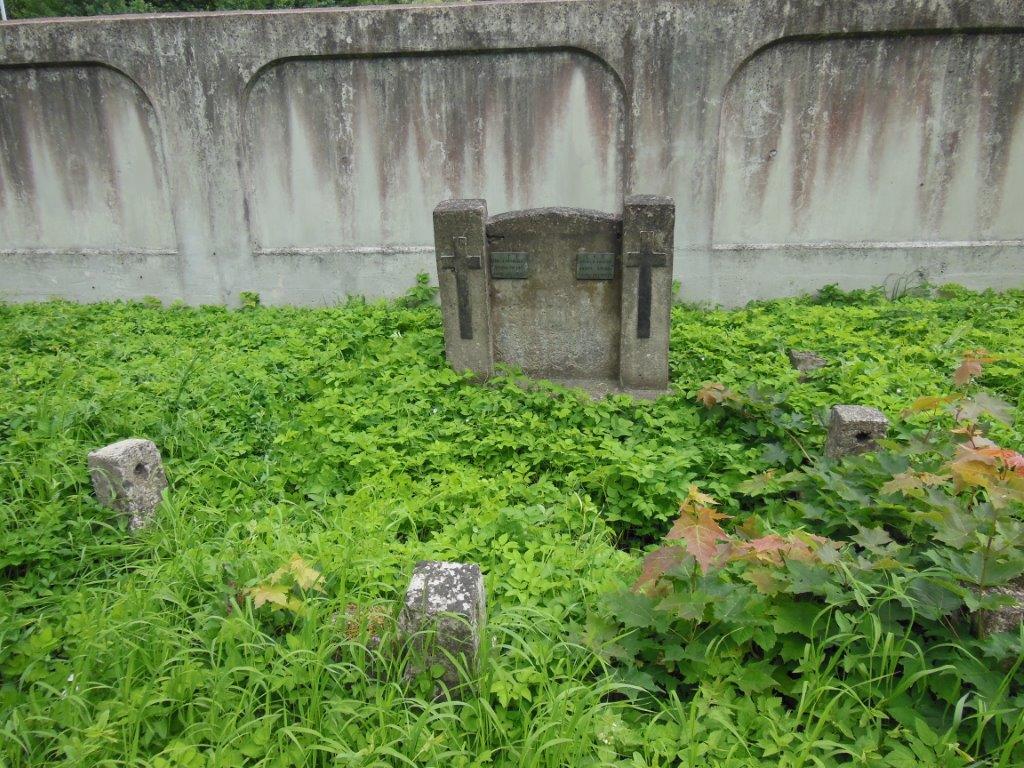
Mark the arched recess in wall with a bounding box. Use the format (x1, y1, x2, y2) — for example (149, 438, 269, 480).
(241, 48, 626, 255)
(0, 63, 175, 254)
(713, 31, 1024, 248)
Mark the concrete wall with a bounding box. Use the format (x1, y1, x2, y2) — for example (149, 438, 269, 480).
(1, 1, 1022, 306)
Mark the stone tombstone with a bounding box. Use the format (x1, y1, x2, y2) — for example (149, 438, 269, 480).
(399, 560, 486, 694)
(825, 405, 890, 459)
(87, 438, 168, 530)
(433, 196, 675, 397)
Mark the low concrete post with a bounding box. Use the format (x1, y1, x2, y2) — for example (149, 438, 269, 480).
(399, 561, 486, 695)
(825, 406, 889, 458)
(87, 438, 168, 530)
(788, 349, 828, 373)
(975, 579, 1024, 637)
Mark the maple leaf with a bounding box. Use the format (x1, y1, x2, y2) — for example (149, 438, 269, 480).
(666, 506, 730, 574)
(632, 545, 686, 593)
(956, 392, 1015, 425)
(738, 516, 764, 539)
(986, 480, 1024, 509)
(685, 484, 718, 508)
(1004, 451, 1024, 476)
(696, 382, 734, 408)
(287, 555, 325, 592)
(247, 583, 291, 609)
(269, 554, 324, 592)
(743, 568, 785, 595)
(950, 461, 998, 490)
(953, 359, 982, 386)
(737, 470, 776, 496)
(852, 526, 893, 554)
(953, 349, 996, 387)
(881, 471, 924, 496)
(735, 534, 793, 565)
(881, 471, 950, 496)
(947, 443, 1000, 490)
(796, 532, 842, 561)
(733, 528, 840, 568)
(902, 395, 960, 416)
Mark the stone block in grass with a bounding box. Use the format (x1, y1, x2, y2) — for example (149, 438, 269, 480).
(787, 349, 828, 374)
(976, 579, 1024, 637)
(88, 438, 168, 530)
(399, 560, 485, 695)
(825, 405, 889, 459)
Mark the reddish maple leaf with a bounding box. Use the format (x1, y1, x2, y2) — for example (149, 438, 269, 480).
(953, 359, 983, 386)
(1003, 451, 1024, 476)
(733, 534, 797, 566)
(666, 506, 730, 574)
(735, 531, 839, 566)
(946, 442, 1024, 503)
(948, 443, 1000, 489)
(953, 349, 996, 387)
(633, 545, 686, 593)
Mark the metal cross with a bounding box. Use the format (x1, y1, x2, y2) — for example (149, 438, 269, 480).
(439, 235, 483, 340)
(624, 230, 668, 339)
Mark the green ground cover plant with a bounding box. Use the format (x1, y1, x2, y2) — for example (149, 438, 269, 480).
(1, 282, 1023, 766)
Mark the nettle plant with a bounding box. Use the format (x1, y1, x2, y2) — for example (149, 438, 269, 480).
(604, 350, 1024, 761)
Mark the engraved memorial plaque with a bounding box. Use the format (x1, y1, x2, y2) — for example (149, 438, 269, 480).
(490, 251, 530, 279)
(576, 252, 616, 280)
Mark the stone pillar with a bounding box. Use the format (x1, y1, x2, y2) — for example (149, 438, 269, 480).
(825, 405, 890, 458)
(399, 561, 486, 695)
(433, 200, 493, 378)
(87, 438, 168, 530)
(619, 195, 675, 392)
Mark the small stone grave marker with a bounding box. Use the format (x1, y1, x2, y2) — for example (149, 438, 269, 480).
(88, 438, 168, 530)
(825, 405, 889, 458)
(976, 579, 1024, 637)
(434, 196, 675, 397)
(398, 560, 485, 695)
(788, 349, 828, 374)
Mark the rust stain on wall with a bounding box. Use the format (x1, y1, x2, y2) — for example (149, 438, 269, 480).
(0, 64, 174, 251)
(716, 32, 1024, 245)
(242, 49, 626, 250)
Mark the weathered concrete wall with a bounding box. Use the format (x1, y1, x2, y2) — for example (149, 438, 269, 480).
(1, 1, 1022, 306)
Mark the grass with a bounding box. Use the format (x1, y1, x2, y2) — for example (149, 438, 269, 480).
(1, 284, 1023, 766)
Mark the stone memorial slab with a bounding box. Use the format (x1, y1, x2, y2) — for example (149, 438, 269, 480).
(399, 561, 486, 695)
(434, 196, 675, 397)
(88, 438, 168, 530)
(825, 405, 890, 458)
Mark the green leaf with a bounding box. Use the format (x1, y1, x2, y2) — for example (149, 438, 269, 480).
(608, 593, 661, 630)
(771, 600, 823, 637)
